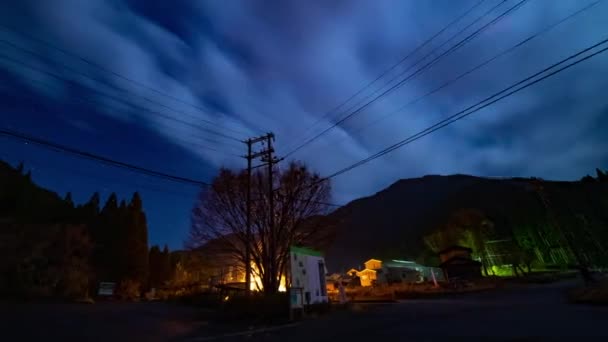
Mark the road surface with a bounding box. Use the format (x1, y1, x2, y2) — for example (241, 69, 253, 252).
(1, 301, 205, 341)
(3, 280, 607, 341)
(189, 280, 608, 341)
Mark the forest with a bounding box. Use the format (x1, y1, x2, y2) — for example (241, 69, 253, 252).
(0, 160, 203, 300)
(421, 170, 608, 275)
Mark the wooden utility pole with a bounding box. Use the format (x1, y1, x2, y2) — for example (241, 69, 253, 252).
(261, 133, 279, 291)
(243, 134, 272, 294)
(245, 138, 253, 295)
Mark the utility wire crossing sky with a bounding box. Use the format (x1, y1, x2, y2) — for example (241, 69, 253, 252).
(1, 0, 607, 248)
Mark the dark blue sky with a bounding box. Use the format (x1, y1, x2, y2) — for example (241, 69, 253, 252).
(1, 0, 607, 249)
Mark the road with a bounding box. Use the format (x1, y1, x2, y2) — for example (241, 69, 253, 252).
(3, 280, 607, 341)
(191, 280, 608, 341)
(1, 301, 206, 341)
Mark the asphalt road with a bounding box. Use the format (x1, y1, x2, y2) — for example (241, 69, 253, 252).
(195, 280, 608, 341)
(3, 280, 607, 341)
(1, 300, 206, 341)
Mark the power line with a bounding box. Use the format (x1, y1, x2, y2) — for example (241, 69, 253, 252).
(323, 37, 608, 181)
(0, 129, 343, 206)
(0, 38, 247, 141)
(324, 0, 603, 149)
(284, 0, 488, 152)
(0, 24, 259, 137)
(22, 159, 201, 200)
(0, 128, 211, 187)
(0, 52, 244, 144)
(0, 81, 245, 157)
(307, 0, 506, 143)
(285, 0, 521, 157)
(284, 0, 527, 158)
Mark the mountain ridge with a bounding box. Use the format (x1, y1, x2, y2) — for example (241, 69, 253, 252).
(322, 173, 608, 272)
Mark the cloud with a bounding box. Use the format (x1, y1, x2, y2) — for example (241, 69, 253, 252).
(1, 0, 608, 203)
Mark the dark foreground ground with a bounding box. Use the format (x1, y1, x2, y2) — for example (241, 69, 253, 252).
(2, 280, 608, 341)
(184, 280, 608, 341)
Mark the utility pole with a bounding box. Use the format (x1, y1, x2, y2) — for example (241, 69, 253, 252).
(261, 133, 280, 291)
(243, 134, 272, 294)
(245, 138, 253, 295)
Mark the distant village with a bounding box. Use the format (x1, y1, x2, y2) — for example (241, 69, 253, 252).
(208, 244, 483, 300)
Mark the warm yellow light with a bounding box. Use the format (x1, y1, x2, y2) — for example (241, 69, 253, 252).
(248, 263, 286, 292)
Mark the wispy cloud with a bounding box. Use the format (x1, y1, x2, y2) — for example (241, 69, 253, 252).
(1, 0, 607, 202)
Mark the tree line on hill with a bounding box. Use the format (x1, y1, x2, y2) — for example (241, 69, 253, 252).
(581, 168, 608, 183)
(323, 170, 608, 273)
(0, 160, 204, 300)
(421, 170, 608, 275)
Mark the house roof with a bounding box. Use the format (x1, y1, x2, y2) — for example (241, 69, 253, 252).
(290, 246, 323, 257)
(364, 258, 382, 264)
(385, 266, 419, 273)
(438, 245, 473, 255)
(384, 260, 422, 269)
(439, 256, 482, 268)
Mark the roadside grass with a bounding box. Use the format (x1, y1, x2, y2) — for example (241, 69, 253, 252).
(506, 270, 579, 285)
(328, 279, 500, 302)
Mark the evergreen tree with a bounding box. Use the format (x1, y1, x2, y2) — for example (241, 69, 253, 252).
(95, 193, 120, 282)
(16, 161, 24, 174)
(597, 168, 607, 182)
(148, 245, 162, 288)
(160, 245, 171, 285)
(102, 193, 118, 214)
(64, 192, 74, 208)
(124, 192, 149, 288)
(82, 192, 101, 219)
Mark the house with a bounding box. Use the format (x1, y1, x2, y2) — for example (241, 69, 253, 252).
(439, 246, 482, 280)
(357, 268, 377, 287)
(439, 245, 473, 263)
(290, 246, 328, 306)
(364, 259, 382, 270)
(346, 268, 359, 277)
(355, 259, 384, 286)
(353, 258, 444, 286)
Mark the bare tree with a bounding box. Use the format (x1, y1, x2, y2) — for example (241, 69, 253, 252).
(188, 162, 333, 294)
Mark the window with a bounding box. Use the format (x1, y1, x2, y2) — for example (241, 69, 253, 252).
(318, 261, 327, 296)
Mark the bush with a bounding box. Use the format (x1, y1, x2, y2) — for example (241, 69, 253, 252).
(176, 291, 222, 308)
(116, 279, 141, 301)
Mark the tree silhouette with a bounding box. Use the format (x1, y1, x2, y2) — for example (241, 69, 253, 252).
(597, 168, 607, 182)
(581, 175, 596, 183)
(149, 245, 162, 288)
(188, 162, 333, 294)
(160, 245, 171, 284)
(1, 161, 152, 300)
(124, 192, 149, 288)
(64, 192, 74, 208)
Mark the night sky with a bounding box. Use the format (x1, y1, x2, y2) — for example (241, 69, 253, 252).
(1, 0, 607, 250)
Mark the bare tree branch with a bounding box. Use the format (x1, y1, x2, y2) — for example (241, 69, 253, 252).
(188, 162, 332, 294)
